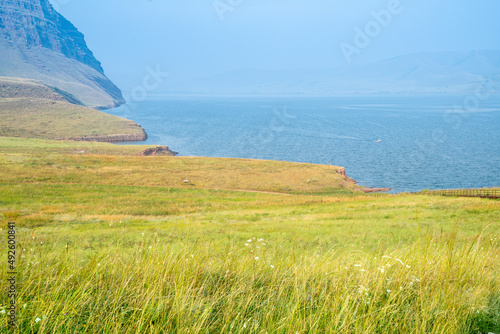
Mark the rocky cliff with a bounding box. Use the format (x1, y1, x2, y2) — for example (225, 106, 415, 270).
(136, 146, 178, 156)
(0, 0, 125, 108)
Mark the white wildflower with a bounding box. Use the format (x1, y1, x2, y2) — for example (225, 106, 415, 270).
(254, 257, 259, 260)
(358, 285, 369, 293)
(35, 317, 41, 323)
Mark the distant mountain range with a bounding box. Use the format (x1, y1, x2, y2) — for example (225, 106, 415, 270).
(0, 0, 124, 108)
(167, 50, 500, 96)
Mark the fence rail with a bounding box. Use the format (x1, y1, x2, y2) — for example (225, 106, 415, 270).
(417, 188, 500, 199)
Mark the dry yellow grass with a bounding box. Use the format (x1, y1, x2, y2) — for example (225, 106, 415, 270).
(0, 138, 363, 194)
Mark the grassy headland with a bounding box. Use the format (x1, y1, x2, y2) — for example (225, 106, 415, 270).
(0, 137, 499, 333)
(0, 77, 146, 142)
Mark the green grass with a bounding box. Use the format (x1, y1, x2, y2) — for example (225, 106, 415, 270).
(0, 137, 156, 156)
(0, 137, 499, 333)
(0, 77, 144, 141)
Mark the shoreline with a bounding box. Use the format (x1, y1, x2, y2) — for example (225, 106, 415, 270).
(55, 127, 148, 143)
(337, 167, 392, 193)
(361, 187, 392, 193)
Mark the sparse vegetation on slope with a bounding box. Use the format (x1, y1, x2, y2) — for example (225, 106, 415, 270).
(0, 77, 74, 102)
(0, 77, 147, 142)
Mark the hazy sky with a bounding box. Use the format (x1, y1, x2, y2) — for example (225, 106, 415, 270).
(50, 0, 500, 92)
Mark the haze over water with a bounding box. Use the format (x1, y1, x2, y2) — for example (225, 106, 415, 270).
(107, 95, 500, 193)
(52, 0, 500, 193)
(52, 1, 500, 92)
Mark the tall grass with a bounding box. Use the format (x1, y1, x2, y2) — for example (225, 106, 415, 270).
(2, 229, 499, 333)
(1, 138, 499, 333)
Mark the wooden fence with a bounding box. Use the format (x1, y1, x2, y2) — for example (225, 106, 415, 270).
(417, 188, 500, 199)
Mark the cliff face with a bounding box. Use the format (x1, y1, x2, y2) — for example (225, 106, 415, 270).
(136, 146, 178, 156)
(0, 0, 125, 108)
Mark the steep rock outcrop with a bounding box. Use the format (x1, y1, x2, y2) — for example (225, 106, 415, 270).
(0, 0, 125, 108)
(136, 146, 178, 156)
(337, 167, 347, 178)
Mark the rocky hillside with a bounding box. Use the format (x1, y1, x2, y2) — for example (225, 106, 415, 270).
(0, 0, 125, 109)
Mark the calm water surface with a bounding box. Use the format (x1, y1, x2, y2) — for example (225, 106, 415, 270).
(106, 96, 500, 193)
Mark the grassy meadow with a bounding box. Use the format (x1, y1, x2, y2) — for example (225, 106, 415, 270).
(0, 137, 499, 333)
